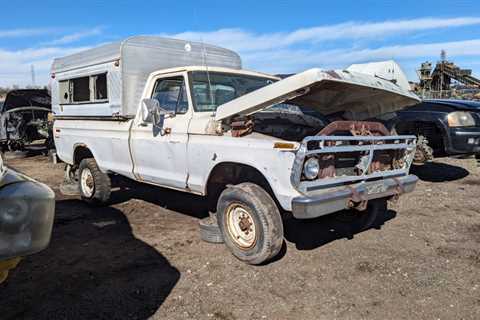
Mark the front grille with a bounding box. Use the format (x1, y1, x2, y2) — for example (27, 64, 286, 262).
(291, 135, 417, 193)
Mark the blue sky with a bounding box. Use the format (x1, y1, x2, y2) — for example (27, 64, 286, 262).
(1, 0, 480, 86)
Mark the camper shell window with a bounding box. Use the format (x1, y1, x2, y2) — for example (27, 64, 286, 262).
(72, 77, 90, 102)
(93, 73, 108, 101)
(59, 73, 108, 104)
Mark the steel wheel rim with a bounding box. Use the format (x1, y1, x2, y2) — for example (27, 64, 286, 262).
(80, 168, 94, 197)
(225, 203, 257, 249)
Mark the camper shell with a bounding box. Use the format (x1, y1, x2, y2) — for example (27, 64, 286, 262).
(51, 36, 241, 118)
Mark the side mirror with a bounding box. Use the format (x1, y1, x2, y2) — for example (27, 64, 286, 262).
(141, 98, 157, 123)
(141, 98, 169, 136)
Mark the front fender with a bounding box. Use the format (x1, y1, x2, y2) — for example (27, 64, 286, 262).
(187, 135, 300, 211)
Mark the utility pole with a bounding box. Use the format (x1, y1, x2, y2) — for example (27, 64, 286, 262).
(31, 64, 36, 87)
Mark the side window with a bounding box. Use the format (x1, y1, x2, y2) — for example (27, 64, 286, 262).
(71, 76, 90, 102)
(59, 80, 70, 104)
(93, 73, 108, 101)
(151, 76, 188, 114)
(59, 73, 108, 104)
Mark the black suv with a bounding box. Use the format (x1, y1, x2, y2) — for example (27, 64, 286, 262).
(382, 99, 480, 164)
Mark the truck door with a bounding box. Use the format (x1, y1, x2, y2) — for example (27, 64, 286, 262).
(130, 71, 191, 190)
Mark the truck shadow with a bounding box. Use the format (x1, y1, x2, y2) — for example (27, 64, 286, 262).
(109, 177, 210, 218)
(411, 162, 469, 182)
(284, 209, 397, 250)
(0, 199, 179, 320)
(107, 177, 398, 255)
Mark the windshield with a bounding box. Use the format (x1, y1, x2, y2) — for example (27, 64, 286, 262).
(190, 71, 275, 112)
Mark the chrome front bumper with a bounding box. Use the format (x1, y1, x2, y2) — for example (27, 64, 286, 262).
(291, 174, 418, 219)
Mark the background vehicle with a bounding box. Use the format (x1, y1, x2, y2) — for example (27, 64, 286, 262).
(0, 89, 52, 153)
(382, 99, 480, 164)
(52, 36, 419, 265)
(0, 154, 55, 283)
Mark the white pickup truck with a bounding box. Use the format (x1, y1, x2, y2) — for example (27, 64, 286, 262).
(52, 36, 419, 264)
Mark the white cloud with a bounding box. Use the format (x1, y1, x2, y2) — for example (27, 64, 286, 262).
(166, 18, 480, 80)
(0, 26, 103, 86)
(44, 27, 104, 45)
(168, 17, 480, 52)
(2, 16, 480, 86)
(238, 38, 480, 80)
(0, 46, 91, 87)
(0, 28, 57, 38)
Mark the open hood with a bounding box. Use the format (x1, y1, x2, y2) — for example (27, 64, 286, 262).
(214, 68, 420, 122)
(1, 89, 51, 113)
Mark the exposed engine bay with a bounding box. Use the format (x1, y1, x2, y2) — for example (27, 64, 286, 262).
(0, 89, 52, 152)
(231, 104, 329, 141)
(230, 105, 415, 188)
(305, 121, 409, 181)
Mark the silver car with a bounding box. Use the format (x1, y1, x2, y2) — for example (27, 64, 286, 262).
(0, 155, 55, 283)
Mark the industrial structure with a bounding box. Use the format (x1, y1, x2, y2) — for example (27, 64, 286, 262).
(417, 50, 480, 99)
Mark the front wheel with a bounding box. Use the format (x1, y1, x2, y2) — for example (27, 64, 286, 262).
(78, 158, 111, 206)
(217, 182, 284, 265)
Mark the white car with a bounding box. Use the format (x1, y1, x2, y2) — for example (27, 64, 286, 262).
(52, 36, 419, 264)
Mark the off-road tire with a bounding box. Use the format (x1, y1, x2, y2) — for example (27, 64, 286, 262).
(335, 198, 388, 232)
(217, 182, 284, 265)
(199, 216, 224, 244)
(78, 158, 111, 206)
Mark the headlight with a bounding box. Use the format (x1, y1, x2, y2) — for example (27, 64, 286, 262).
(303, 157, 320, 180)
(447, 111, 475, 127)
(0, 198, 30, 234)
(0, 181, 55, 260)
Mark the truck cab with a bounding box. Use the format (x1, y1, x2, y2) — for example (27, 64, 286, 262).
(52, 36, 420, 264)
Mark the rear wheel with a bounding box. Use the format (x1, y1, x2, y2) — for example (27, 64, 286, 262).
(78, 158, 111, 205)
(217, 182, 283, 265)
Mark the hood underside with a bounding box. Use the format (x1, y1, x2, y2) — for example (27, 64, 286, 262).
(215, 68, 420, 122)
(2, 89, 51, 113)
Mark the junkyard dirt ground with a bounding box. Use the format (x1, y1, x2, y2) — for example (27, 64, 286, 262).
(1, 155, 479, 320)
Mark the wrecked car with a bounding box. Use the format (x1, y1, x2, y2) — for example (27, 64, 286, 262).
(52, 36, 419, 265)
(0, 89, 52, 153)
(0, 154, 55, 284)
